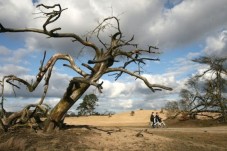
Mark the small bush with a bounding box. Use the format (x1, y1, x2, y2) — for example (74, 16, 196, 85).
(130, 111, 135, 116)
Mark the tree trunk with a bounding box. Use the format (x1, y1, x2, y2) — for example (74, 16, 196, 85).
(216, 72, 227, 122)
(43, 62, 111, 132)
(43, 82, 89, 132)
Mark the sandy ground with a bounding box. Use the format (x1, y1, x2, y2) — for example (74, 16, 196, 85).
(0, 110, 227, 151)
(64, 110, 167, 127)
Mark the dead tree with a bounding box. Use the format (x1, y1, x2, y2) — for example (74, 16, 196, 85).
(178, 57, 227, 122)
(0, 4, 172, 132)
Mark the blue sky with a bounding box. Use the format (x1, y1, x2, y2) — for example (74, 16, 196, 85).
(0, 0, 227, 113)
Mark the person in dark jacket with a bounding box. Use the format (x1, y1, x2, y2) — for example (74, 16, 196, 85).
(150, 112, 155, 128)
(155, 112, 161, 123)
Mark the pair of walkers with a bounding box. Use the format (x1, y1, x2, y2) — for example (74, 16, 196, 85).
(150, 112, 162, 128)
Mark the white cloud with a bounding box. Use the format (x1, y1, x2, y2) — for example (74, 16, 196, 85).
(0, 64, 29, 76)
(92, 72, 182, 111)
(149, 0, 227, 49)
(119, 99, 133, 109)
(101, 80, 135, 99)
(203, 30, 227, 57)
(3, 97, 60, 112)
(0, 0, 34, 27)
(0, 0, 162, 54)
(1, 0, 226, 52)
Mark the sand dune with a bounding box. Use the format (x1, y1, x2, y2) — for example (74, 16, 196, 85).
(65, 110, 167, 126)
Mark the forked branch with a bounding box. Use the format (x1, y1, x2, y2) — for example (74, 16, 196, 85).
(0, 4, 101, 57)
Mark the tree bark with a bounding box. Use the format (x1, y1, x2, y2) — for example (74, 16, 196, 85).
(43, 61, 108, 132)
(216, 71, 227, 122)
(43, 82, 89, 132)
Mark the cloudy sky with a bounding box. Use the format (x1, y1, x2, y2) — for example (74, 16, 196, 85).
(0, 0, 227, 113)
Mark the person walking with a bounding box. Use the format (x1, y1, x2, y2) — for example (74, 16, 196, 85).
(155, 112, 161, 123)
(150, 112, 155, 128)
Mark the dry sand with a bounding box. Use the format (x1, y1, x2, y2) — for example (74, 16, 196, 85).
(1, 110, 227, 151)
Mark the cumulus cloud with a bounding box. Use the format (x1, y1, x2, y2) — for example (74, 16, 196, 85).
(203, 30, 227, 57)
(90, 72, 185, 112)
(1, 0, 227, 52)
(3, 97, 61, 112)
(0, 64, 29, 76)
(0, 0, 34, 27)
(149, 0, 227, 49)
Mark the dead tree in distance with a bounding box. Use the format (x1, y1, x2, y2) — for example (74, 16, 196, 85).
(0, 4, 172, 132)
(177, 57, 227, 121)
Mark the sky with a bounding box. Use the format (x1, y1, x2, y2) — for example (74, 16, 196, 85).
(0, 0, 227, 114)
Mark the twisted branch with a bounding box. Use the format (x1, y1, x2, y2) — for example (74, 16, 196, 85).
(1, 53, 87, 93)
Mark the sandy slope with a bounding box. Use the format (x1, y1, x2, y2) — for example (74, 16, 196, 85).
(65, 110, 166, 126)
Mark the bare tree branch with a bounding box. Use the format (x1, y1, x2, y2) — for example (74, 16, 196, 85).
(0, 4, 101, 57)
(105, 68, 173, 92)
(1, 53, 87, 93)
(0, 25, 101, 56)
